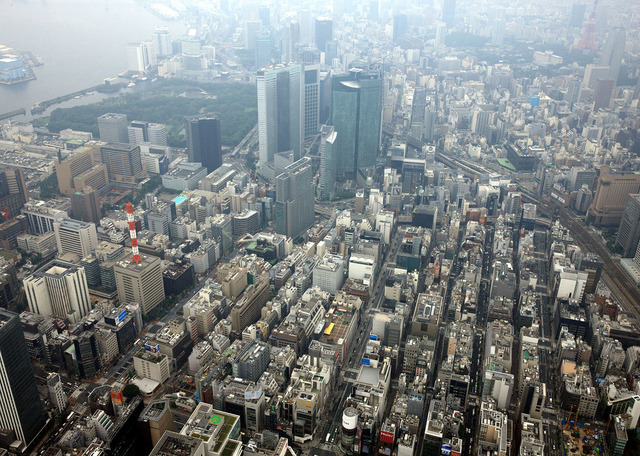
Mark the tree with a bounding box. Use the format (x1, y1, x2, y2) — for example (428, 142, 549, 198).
(122, 383, 140, 399)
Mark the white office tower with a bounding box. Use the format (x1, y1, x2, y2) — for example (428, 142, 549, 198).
(257, 64, 304, 165)
(47, 373, 67, 414)
(24, 260, 92, 323)
(98, 113, 128, 144)
(127, 41, 157, 74)
(152, 27, 172, 56)
(319, 125, 337, 200)
(54, 218, 99, 259)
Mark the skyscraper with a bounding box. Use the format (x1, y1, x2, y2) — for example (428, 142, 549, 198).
(255, 33, 272, 69)
(24, 260, 92, 322)
(97, 113, 129, 143)
(0, 167, 28, 219)
(275, 157, 314, 239)
(185, 115, 222, 174)
(0, 310, 46, 449)
(319, 125, 337, 200)
(616, 194, 640, 257)
(284, 21, 300, 63)
(600, 27, 626, 83)
(257, 64, 304, 165)
(304, 64, 320, 138)
(152, 27, 172, 56)
(315, 18, 333, 53)
(392, 14, 408, 42)
(570, 3, 587, 28)
(72, 187, 101, 224)
(443, 0, 456, 28)
(330, 67, 383, 178)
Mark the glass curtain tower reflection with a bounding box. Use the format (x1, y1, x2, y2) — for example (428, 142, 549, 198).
(0, 310, 46, 449)
(257, 64, 304, 166)
(330, 67, 382, 179)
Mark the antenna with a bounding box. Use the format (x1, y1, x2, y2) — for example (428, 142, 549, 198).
(125, 203, 142, 265)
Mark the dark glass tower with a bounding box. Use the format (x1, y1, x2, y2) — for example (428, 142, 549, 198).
(0, 310, 46, 448)
(315, 18, 333, 53)
(330, 67, 382, 178)
(186, 115, 223, 173)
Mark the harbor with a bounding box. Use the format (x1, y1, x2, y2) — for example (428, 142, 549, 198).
(0, 45, 42, 85)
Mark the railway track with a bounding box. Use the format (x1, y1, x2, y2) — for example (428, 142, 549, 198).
(520, 190, 640, 320)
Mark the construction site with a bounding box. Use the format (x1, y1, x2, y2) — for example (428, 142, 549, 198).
(560, 406, 605, 455)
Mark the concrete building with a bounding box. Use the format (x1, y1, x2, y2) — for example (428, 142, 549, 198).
(114, 252, 165, 315)
(24, 260, 91, 323)
(47, 373, 67, 414)
(54, 218, 99, 259)
(97, 113, 128, 143)
(588, 168, 640, 226)
(318, 125, 337, 200)
(71, 188, 101, 224)
(162, 162, 208, 191)
(275, 157, 314, 240)
(55, 146, 108, 196)
(313, 254, 345, 293)
(100, 143, 145, 184)
(134, 348, 171, 384)
(232, 341, 270, 382)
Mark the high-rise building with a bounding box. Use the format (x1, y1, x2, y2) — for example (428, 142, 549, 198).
(72, 187, 101, 224)
(147, 123, 168, 147)
(55, 146, 108, 196)
(255, 33, 272, 69)
(0, 168, 28, 219)
(114, 252, 165, 315)
(392, 14, 408, 42)
(0, 310, 46, 449)
(616, 195, 640, 257)
(564, 78, 582, 110)
(594, 79, 614, 111)
(127, 41, 157, 74)
(330, 67, 383, 178)
(257, 64, 304, 165)
(24, 260, 92, 322)
(600, 27, 626, 83)
(275, 157, 314, 240)
(319, 125, 337, 200)
(304, 64, 320, 138)
(284, 21, 300, 63)
(54, 218, 99, 258)
(152, 27, 172, 57)
(315, 18, 333, 53)
(442, 0, 456, 28)
(100, 143, 145, 184)
(244, 19, 263, 50)
(570, 3, 586, 28)
(185, 115, 223, 174)
(587, 167, 640, 226)
(97, 113, 129, 143)
(47, 373, 67, 414)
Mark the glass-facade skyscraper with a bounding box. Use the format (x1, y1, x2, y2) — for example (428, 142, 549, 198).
(0, 309, 46, 449)
(330, 67, 382, 178)
(257, 64, 304, 165)
(186, 115, 223, 173)
(275, 157, 314, 239)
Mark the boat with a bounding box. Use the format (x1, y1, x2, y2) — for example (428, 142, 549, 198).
(127, 82, 136, 88)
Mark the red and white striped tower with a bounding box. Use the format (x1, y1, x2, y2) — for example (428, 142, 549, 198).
(125, 203, 142, 265)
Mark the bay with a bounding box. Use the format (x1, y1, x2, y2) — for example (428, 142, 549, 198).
(0, 0, 185, 118)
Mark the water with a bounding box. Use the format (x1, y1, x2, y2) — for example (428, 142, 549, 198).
(0, 0, 185, 118)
